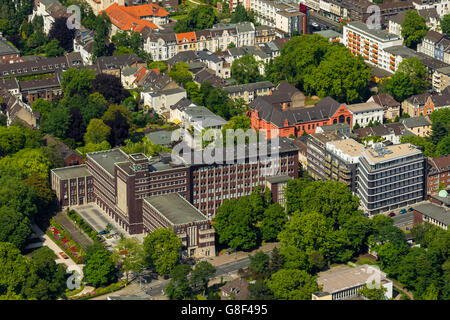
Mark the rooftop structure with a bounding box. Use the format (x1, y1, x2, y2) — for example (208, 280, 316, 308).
(363, 143, 422, 165)
(87, 148, 130, 177)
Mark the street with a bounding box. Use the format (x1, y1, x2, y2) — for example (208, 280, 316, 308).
(307, 11, 340, 34)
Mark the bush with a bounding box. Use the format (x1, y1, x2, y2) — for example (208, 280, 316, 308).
(47, 219, 85, 263)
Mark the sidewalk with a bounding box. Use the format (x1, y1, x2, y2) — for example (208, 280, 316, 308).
(207, 242, 280, 267)
(30, 224, 80, 269)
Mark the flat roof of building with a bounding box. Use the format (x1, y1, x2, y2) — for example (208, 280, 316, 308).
(144, 193, 208, 225)
(87, 148, 130, 177)
(318, 264, 388, 294)
(51, 164, 91, 180)
(362, 143, 422, 165)
(346, 21, 401, 42)
(265, 175, 293, 184)
(327, 139, 364, 157)
(346, 101, 384, 113)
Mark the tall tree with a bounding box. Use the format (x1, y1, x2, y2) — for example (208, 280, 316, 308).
(401, 10, 429, 50)
(48, 17, 76, 52)
(84, 118, 111, 145)
(190, 261, 216, 295)
(92, 73, 130, 104)
(104, 111, 130, 147)
(231, 54, 263, 84)
(143, 228, 181, 276)
(266, 269, 319, 300)
(83, 246, 116, 287)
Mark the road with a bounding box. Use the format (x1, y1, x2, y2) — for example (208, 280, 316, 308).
(307, 11, 340, 34)
(142, 255, 253, 297)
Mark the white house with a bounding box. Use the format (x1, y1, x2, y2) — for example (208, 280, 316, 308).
(347, 101, 384, 128)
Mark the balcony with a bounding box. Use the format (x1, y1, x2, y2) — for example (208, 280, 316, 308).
(324, 162, 331, 169)
(371, 58, 378, 64)
(390, 66, 395, 71)
(324, 167, 331, 175)
(372, 44, 378, 49)
(390, 55, 395, 61)
(372, 48, 378, 54)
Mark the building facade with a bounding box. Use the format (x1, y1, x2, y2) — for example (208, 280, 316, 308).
(357, 143, 426, 216)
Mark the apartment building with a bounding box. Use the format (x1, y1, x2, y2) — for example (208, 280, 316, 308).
(357, 143, 426, 216)
(343, 21, 403, 73)
(264, 175, 292, 209)
(255, 25, 277, 44)
(142, 193, 215, 257)
(73, 28, 96, 65)
(31, 0, 71, 34)
(427, 154, 450, 195)
(402, 89, 450, 117)
(143, 22, 256, 61)
(354, 122, 410, 146)
(413, 0, 450, 18)
(251, 0, 306, 35)
(401, 116, 432, 137)
(306, 132, 341, 181)
(0, 52, 83, 79)
(324, 139, 364, 193)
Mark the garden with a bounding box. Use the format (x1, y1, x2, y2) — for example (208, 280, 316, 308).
(46, 219, 85, 264)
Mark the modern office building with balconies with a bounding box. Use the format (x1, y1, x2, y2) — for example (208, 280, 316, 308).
(357, 143, 426, 216)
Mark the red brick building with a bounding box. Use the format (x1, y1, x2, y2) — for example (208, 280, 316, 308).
(0, 35, 22, 65)
(249, 81, 353, 139)
(427, 154, 450, 196)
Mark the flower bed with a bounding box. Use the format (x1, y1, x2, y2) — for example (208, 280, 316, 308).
(46, 219, 85, 264)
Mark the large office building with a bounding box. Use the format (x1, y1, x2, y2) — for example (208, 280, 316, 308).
(357, 143, 426, 216)
(51, 138, 300, 235)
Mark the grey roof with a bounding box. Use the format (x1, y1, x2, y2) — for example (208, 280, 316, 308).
(170, 97, 197, 111)
(87, 148, 130, 177)
(121, 67, 139, 77)
(0, 38, 19, 55)
(0, 78, 19, 91)
(196, 50, 221, 64)
(197, 115, 227, 128)
(401, 116, 431, 128)
(51, 165, 91, 180)
(266, 175, 293, 184)
(413, 203, 450, 226)
(236, 21, 255, 33)
(313, 30, 342, 39)
(19, 76, 61, 91)
(384, 45, 419, 59)
(143, 193, 208, 225)
(184, 105, 217, 118)
(96, 54, 144, 71)
(346, 21, 401, 42)
(354, 122, 407, 138)
(223, 81, 274, 94)
(146, 130, 173, 146)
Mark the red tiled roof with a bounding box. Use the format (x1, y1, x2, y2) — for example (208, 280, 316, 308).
(176, 32, 197, 44)
(102, 3, 162, 33)
(122, 3, 169, 18)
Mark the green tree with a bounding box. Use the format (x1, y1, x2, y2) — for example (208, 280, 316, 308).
(249, 251, 270, 278)
(231, 54, 263, 84)
(190, 261, 216, 295)
(83, 246, 116, 287)
(143, 228, 181, 276)
(41, 107, 70, 139)
(112, 237, 145, 283)
(358, 282, 387, 300)
(166, 264, 192, 300)
(248, 280, 274, 300)
(401, 10, 429, 49)
(267, 269, 319, 300)
(84, 118, 111, 145)
(44, 39, 64, 57)
(400, 135, 436, 157)
(0, 242, 31, 297)
(174, 6, 218, 33)
(436, 135, 450, 156)
(213, 198, 260, 251)
(168, 62, 193, 86)
(441, 14, 450, 37)
(260, 203, 287, 242)
(0, 148, 52, 180)
(61, 68, 96, 97)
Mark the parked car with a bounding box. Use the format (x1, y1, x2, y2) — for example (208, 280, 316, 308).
(399, 209, 407, 214)
(389, 212, 396, 217)
(99, 230, 109, 235)
(408, 207, 414, 212)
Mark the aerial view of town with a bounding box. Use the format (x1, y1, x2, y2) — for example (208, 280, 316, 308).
(0, 0, 449, 308)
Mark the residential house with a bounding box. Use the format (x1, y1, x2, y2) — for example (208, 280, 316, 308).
(353, 122, 412, 145)
(255, 25, 277, 44)
(43, 134, 84, 167)
(140, 86, 187, 116)
(427, 154, 450, 195)
(96, 54, 146, 79)
(0, 34, 22, 65)
(367, 93, 401, 121)
(223, 81, 274, 103)
(346, 101, 384, 128)
(221, 278, 250, 300)
(401, 116, 432, 137)
(31, 0, 71, 34)
(413, 201, 450, 230)
(73, 28, 96, 65)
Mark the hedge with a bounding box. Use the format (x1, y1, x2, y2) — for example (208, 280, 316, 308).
(72, 282, 125, 300)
